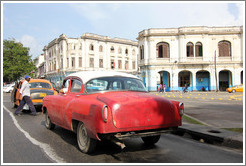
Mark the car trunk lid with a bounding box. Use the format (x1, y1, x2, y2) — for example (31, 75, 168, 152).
(97, 92, 176, 129)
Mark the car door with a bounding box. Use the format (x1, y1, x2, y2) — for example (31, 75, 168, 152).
(238, 85, 243, 92)
(49, 78, 71, 127)
(15, 81, 23, 105)
(11, 81, 18, 104)
(60, 78, 83, 130)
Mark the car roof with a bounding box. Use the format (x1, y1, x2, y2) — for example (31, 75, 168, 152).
(67, 71, 140, 83)
(29, 79, 51, 83)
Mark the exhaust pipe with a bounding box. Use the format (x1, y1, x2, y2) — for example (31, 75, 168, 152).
(105, 135, 126, 150)
(111, 138, 126, 150)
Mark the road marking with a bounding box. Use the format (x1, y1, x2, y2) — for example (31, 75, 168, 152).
(3, 105, 65, 163)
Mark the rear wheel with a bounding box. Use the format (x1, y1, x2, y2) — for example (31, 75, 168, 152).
(141, 135, 161, 145)
(45, 111, 55, 130)
(77, 122, 97, 153)
(232, 89, 236, 93)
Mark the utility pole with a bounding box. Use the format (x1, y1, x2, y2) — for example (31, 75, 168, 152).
(214, 51, 218, 92)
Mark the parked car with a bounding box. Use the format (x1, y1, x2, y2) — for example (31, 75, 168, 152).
(226, 84, 243, 93)
(42, 71, 184, 153)
(3, 83, 15, 93)
(11, 79, 58, 110)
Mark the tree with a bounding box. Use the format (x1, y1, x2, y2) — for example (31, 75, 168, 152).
(3, 39, 37, 83)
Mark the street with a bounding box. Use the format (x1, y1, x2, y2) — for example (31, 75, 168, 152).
(153, 91, 243, 128)
(2, 92, 243, 163)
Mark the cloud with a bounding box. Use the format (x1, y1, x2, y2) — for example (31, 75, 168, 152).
(68, 2, 243, 40)
(69, 3, 109, 21)
(235, 3, 244, 25)
(141, 3, 243, 27)
(18, 35, 43, 58)
(69, 3, 126, 23)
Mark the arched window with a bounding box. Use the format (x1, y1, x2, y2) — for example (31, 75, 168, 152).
(157, 42, 169, 58)
(89, 44, 94, 51)
(132, 49, 136, 55)
(110, 46, 114, 53)
(218, 40, 231, 57)
(140, 45, 144, 60)
(178, 71, 192, 87)
(99, 45, 103, 52)
(195, 42, 203, 57)
(187, 42, 194, 57)
(125, 49, 128, 54)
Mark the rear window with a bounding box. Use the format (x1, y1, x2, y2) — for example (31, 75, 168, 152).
(86, 77, 147, 93)
(30, 82, 51, 89)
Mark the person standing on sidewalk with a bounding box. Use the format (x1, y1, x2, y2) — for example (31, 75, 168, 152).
(14, 75, 37, 116)
(159, 83, 163, 93)
(183, 83, 189, 93)
(163, 84, 166, 93)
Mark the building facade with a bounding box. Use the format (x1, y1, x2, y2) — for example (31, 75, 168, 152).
(137, 26, 243, 91)
(34, 54, 45, 78)
(43, 33, 138, 88)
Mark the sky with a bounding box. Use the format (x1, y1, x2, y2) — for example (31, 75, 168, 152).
(2, 1, 245, 59)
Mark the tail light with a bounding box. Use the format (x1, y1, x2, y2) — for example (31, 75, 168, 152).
(102, 105, 108, 123)
(179, 103, 184, 117)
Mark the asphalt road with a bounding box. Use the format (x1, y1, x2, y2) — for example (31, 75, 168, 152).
(2, 93, 243, 163)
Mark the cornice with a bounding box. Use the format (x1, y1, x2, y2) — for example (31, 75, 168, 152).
(137, 26, 243, 40)
(81, 33, 138, 46)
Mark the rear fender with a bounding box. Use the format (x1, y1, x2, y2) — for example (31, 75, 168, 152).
(72, 104, 104, 141)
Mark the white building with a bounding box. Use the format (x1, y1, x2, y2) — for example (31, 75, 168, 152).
(34, 54, 45, 78)
(43, 33, 138, 88)
(137, 26, 243, 91)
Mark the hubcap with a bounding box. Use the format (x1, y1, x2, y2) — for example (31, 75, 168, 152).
(78, 125, 88, 148)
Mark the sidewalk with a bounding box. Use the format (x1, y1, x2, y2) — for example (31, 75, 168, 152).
(153, 91, 243, 101)
(150, 91, 244, 149)
(178, 123, 243, 149)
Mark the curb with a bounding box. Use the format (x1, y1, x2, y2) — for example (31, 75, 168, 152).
(183, 113, 211, 127)
(175, 123, 243, 149)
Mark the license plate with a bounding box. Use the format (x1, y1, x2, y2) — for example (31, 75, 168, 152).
(40, 93, 46, 97)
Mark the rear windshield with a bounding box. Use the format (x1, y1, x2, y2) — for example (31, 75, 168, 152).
(86, 77, 147, 93)
(30, 82, 51, 89)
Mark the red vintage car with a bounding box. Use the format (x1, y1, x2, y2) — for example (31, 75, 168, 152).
(42, 71, 184, 153)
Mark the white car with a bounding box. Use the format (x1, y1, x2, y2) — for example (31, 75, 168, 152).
(3, 84, 15, 93)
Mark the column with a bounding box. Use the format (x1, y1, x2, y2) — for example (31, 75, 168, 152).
(172, 72, 179, 91)
(192, 71, 196, 91)
(148, 69, 157, 91)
